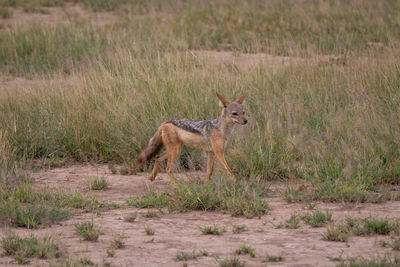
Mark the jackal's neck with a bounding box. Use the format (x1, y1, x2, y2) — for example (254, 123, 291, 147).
(215, 110, 236, 139)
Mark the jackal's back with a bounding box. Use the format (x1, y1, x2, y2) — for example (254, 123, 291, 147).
(167, 118, 217, 135)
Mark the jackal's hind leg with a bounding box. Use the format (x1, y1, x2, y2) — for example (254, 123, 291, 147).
(149, 151, 167, 181)
(166, 145, 181, 185)
(206, 152, 215, 181)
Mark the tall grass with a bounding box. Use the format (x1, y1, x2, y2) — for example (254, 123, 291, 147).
(0, 1, 400, 201)
(1, 0, 400, 75)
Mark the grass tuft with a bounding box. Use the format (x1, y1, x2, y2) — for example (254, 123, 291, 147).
(234, 245, 255, 257)
(219, 256, 245, 267)
(144, 225, 155, 235)
(1, 233, 62, 264)
(200, 225, 225, 235)
(124, 212, 137, 223)
(264, 254, 283, 262)
(232, 224, 247, 234)
(75, 221, 101, 241)
(89, 176, 108, 190)
(284, 212, 300, 229)
(322, 225, 348, 242)
(301, 210, 333, 227)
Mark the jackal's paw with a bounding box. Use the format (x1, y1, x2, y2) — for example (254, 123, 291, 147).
(148, 174, 156, 181)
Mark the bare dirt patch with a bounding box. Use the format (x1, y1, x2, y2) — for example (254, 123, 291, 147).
(1, 164, 399, 266)
(2, 3, 118, 28)
(191, 50, 349, 70)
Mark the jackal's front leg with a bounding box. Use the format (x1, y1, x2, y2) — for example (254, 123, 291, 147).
(210, 137, 237, 182)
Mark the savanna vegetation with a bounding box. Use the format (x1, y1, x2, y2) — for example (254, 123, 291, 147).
(1, 0, 400, 202)
(0, 0, 400, 265)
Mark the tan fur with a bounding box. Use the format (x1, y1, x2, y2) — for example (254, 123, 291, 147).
(135, 92, 248, 184)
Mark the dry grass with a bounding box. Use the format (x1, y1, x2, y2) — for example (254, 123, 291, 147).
(1, 0, 400, 203)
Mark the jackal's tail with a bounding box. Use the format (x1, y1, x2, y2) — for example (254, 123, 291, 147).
(135, 127, 163, 169)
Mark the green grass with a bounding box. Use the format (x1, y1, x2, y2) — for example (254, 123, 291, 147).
(322, 225, 349, 242)
(2, 48, 399, 202)
(338, 255, 400, 267)
(232, 224, 247, 234)
(200, 225, 225, 235)
(1, 233, 62, 264)
(75, 221, 101, 241)
(168, 179, 269, 218)
(175, 250, 208, 261)
(124, 211, 137, 222)
(234, 245, 255, 257)
(322, 217, 400, 242)
(126, 189, 169, 209)
(0, 183, 70, 228)
(126, 179, 269, 218)
(264, 254, 283, 262)
(89, 176, 108, 190)
(113, 236, 124, 249)
(144, 225, 155, 235)
(3, 0, 400, 57)
(351, 218, 392, 236)
(284, 212, 301, 229)
(143, 210, 159, 218)
(1, 1, 400, 204)
(219, 256, 245, 267)
(301, 209, 333, 227)
(80, 256, 95, 266)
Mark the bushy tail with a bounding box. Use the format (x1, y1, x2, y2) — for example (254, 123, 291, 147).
(135, 128, 163, 169)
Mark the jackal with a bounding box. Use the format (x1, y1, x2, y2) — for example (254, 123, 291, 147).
(135, 91, 248, 184)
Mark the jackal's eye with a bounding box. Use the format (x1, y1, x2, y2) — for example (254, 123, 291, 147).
(232, 112, 238, 116)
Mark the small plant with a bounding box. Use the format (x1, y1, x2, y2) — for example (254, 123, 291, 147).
(322, 225, 348, 242)
(80, 257, 95, 266)
(285, 212, 300, 229)
(200, 225, 224, 235)
(114, 236, 124, 249)
(362, 218, 391, 235)
(200, 249, 209, 256)
(90, 176, 108, 190)
(0, 7, 11, 19)
(264, 254, 283, 262)
(219, 256, 245, 267)
(108, 162, 117, 174)
(232, 224, 247, 234)
(281, 186, 306, 203)
(126, 190, 169, 209)
(302, 210, 333, 227)
(125, 212, 137, 222)
(145, 225, 155, 235)
(176, 251, 198, 261)
(379, 240, 389, 247)
(107, 249, 115, 257)
(1, 234, 62, 264)
(391, 238, 400, 251)
(75, 221, 101, 241)
(338, 255, 400, 266)
(235, 245, 255, 257)
(120, 166, 130, 175)
(143, 210, 159, 218)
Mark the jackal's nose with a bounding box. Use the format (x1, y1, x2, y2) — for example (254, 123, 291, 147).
(243, 119, 248, 124)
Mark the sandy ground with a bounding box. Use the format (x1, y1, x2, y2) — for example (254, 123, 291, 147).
(0, 164, 399, 266)
(1, 4, 118, 27)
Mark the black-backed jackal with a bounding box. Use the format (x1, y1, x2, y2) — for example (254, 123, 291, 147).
(135, 92, 248, 184)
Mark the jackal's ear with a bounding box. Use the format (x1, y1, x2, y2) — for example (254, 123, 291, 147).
(235, 92, 248, 104)
(216, 91, 230, 108)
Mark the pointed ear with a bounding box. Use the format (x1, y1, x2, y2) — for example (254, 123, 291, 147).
(216, 91, 230, 107)
(235, 92, 248, 104)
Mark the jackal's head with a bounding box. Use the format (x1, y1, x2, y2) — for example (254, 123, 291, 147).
(216, 91, 248, 125)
